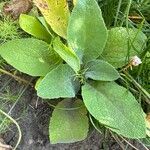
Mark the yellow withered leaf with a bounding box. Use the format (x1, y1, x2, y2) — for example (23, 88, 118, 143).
(33, 0, 69, 39)
(73, 0, 77, 6)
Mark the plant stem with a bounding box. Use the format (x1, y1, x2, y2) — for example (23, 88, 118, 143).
(0, 68, 33, 86)
(120, 74, 150, 104)
(123, 70, 150, 100)
(125, 0, 132, 29)
(114, 0, 122, 26)
(0, 109, 22, 150)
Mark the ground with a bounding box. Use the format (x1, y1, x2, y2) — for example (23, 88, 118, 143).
(0, 74, 147, 150)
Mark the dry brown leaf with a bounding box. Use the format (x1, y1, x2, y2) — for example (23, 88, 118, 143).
(145, 113, 150, 137)
(3, 0, 32, 19)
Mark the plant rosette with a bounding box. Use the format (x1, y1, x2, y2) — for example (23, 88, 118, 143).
(0, 0, 148, 144)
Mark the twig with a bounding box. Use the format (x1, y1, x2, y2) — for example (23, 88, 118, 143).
(110, 132, 125, 150)
(0, 82, 31, 149)
(119, 136, 139, 150)
(0, 68, 34, 87)
(0, 142, 12, 149)
(137, 139, 150, 150)
(0, 109, 22, 150)
(128, 16, 143, 20)
(0, 80, 32, 127)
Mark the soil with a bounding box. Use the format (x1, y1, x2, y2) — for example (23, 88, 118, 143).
(0, 75, 147, 150)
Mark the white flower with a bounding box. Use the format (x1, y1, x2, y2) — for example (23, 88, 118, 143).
(130, 56, 142, 66)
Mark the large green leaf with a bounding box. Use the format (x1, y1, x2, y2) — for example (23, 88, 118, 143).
(102, 27, 147, 68)
(0, 38, 62, 76)
(37, 64, 80, 99)
(82, 81, 146, 138)
(49, 99, 89, 144)
(34, 0, 69, 39)
(19, 14, 51, 43)
(53, 37, 80, 73)
(84, 60, 120, 81)
(67, 0, 108, 63)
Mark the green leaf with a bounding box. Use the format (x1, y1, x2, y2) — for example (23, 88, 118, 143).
(49, 99, 89, 144)
(53, 37, 80, 73)
(38, 17, 53, 35)
(0, 38, 62, 76)
(35, 77, 43, 90)
(37, 64, 80, 99)
(34, 0, 69, 39)
(67, 0, 108, 63)
(102, 27, 147, 68)
(82, 81, 146, 138)
(19, 14, 51, 43)
(84, 60, 120, 81)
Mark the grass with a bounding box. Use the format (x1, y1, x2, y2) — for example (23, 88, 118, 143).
(0, 109, 22, 150)
(99, 0, 150, 149)
(0, 78, 32, 149)
(0, 17, 21, 44)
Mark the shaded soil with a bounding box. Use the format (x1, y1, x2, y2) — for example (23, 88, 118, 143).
(0, 75, 146, 150)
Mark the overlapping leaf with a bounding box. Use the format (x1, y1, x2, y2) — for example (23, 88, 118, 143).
(82, 81, 146, 138)
(0, 38, 62, 76)
(53, 37, 80, 73)
(102, 27, 147, 68)
(49, 99, 89, 144)
(37, 64, 80, 99)
(67, 0, 108, 63)
(19, 14, 51, 42)
(85, 60, 120, 81)
(34, 0, 69, 39)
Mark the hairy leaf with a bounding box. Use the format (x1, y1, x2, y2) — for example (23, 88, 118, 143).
(35, 77, 43, 90)
(0, 38, 62, 76)
(53, 37, 80, 73)
(67, 0, 108, 63)
(82, 81, 146, 138)
(37, 64, 80, 99)
(49, 99, 89, 144)
(102, 27, 147, 68)
(84, 60, 120, 81)
(34, 0, 69, 39)
(19, 14, 51, 42)
(38, 17, 53, 35)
